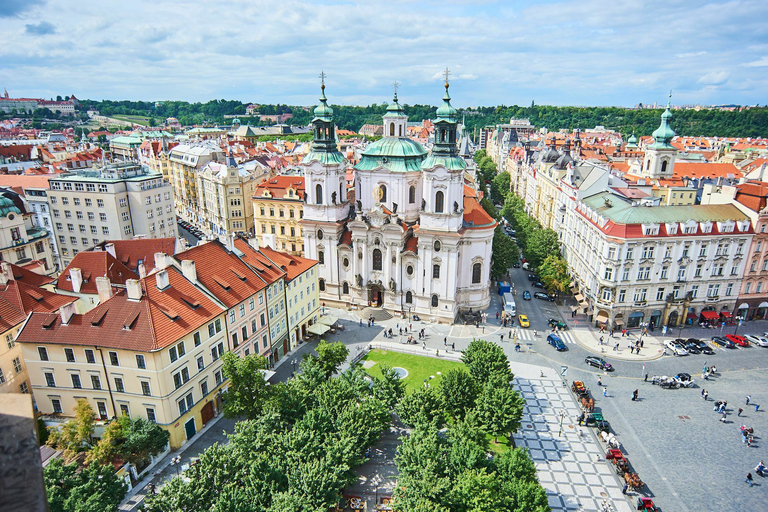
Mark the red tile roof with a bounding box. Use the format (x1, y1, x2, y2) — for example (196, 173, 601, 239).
(2, 262, 55, 286)
(0, 280, 74, 332)
(462, 185, 497, 230)
(233, 238, 286, 285)
(57, 252, 138, 294)
(258, 246, 317, 282)
(175, 240, 267, 308)
(734, 182, 768, 213)
(17, 267, 224, 352)
(93, 238, 177, 273)
(253, 175, 305, 200)
(673, 162, 740, 179)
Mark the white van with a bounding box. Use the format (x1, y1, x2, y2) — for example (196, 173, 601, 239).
(502, 292, 517, 317)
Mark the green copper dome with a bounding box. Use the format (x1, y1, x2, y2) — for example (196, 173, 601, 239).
(355, 137, 427, 173)
(383, 93, 406, 118)
(313, 87, 334, 121)
(0, 196, 21, 217)
(649, 94, 676, 149)
(435, 84, 458, 119)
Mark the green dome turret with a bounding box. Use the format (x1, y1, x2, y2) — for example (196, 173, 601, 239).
(313, 85, 334, 121)
(436, 82, 458, 119)
(422, 72, 465, 171)
(303, 73, 344, 165)
(383, 91, 406, 118)
(0, 196, 21, 217)
(649, 93, 676, 150)
(626, 131, 638, 149)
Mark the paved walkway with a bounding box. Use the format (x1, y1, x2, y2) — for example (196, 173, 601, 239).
(512, 363, 633, 512)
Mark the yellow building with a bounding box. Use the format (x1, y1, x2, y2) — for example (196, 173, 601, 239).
(252, 175, 306, 255)
(196, 161, 257, 237)
(16, 265, 229, 449)
(168, 142, 225, 224)
(0, 262, 73, 395)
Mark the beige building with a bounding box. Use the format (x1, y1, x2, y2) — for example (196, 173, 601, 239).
(0, 190, 56, 273)
(0, 263, 73, 395)
(16, 266, 229, 449)
(252, 176, 306, 255)
(168, 142, 225, 224)
(196, 161, 257, 238)
(48, 162, 176, 267)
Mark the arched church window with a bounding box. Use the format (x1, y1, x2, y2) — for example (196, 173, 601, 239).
(661, 160, 668, 174)
(434, 241, 441, 252)
(435, 191, 444, 213)
(319, 279, 326, 291)
(315, 184, 323, 204)
(390, 123, 395, 137)
(431, 294, 438, 307)
(318, 251, 325, 264)
(405, 291, 413, 304)
(399, 125, 402, 137)
(373, 249, 382, 271)
(342, 281, 349, 294)
(432, 264, 440, 278)
(380, 185, 387, 203)
(317, 230, 323, 240)
(409, 185, 416, 204)
(472, 263, 482, 284)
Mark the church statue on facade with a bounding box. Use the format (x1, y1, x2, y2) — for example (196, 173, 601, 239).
(301, 72, 496, 322)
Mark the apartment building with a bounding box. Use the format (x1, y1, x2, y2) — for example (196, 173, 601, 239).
(0, 262, 72, 395)
(51, 251, 138, 313)
(47, 162, 176, 267)
(168, 142, 224, 224)
(258, 246, 320, 350)
(567, 191, 753, 330)
(16, 267, 229, 449)
(175, 240, 270, 359)
(196, 161, 257, 238)
(252, 175, 305, 255)
(0, 189, 55, 273)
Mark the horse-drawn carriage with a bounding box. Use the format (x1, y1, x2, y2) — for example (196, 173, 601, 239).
(624, 471, 644, 492)
(571, 380, 589, 398)
(651, 375, 680, 389)
(636, 497, 658, 511)
(599, 430, 621, 450)
(585, 411, 610, 433)
(606, 449, 629, 475)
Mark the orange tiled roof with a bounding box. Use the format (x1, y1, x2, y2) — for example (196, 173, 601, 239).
(462, 185, 497, 230)
(17, 267, 224, 352)
(57, 252, 138, 294)
(734, 182, 768, 213)
(0, 279, 74, 332)
(0, 174, 51, 190)
(233, 238, 286, 285)
(4, 262, 55, 286)
(175, 240, 267, 308)
(258, 246, 317, 282)
(93, 238, 177, 273)
(253, 175, 305, 200)
(673, 162, 740, 179)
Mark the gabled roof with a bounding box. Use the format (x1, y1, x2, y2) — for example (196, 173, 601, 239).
(175, 240, 266, 308)
(57, 252, 138, 294)
(257, 246, 317, 282)
(2, 262, 55, 287)
(462, 185, 497, 230)
(0, 280, 73, 331)
(17, 267, 224, 352)
(253, 175, 305, 200)
(92, 238, 177, 273)
(734, 182, 768, 213)
(233, 239, 286, 285)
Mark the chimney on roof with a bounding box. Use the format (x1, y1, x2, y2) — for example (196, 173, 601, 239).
(138, 262, 147, 279)
(248, 237, 259, 250)
(69, 268, 83, 294)
(156, 269, 170, 290)
(59, 302, 76, 325)
(0, 262, 12, 285)
(126, 279, 142, 301)
(154, 252, 169, 271)
(181, 259, 197, 282)
(104, 242, 116, 258)
(95, 276, 112, 303)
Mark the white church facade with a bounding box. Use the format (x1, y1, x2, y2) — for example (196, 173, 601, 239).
(301, 81, 496, 322)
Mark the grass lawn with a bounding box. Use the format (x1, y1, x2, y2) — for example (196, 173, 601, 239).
(361, 349, 465, 393)
(111, 114, 151, 126)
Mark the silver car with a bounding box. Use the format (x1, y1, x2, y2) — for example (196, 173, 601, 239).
(745, 335, 768, 347)
(664, 340, 689, 356)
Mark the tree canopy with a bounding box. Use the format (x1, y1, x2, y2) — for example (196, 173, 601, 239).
(221, 351, 273, 420)
(44, 458, 126, 512)
(491, 227, 520, 280)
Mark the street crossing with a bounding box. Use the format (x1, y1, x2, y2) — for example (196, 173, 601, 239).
(512, 329, 577, 344)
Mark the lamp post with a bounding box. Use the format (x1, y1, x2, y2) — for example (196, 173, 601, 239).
(170, 455, 181, 477)
(734, 316, 744, 336)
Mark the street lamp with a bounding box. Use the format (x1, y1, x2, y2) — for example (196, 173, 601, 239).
(734, 316, 744, 336)
(170, 455, 182, 477)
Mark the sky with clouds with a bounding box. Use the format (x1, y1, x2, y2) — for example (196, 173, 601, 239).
(1, 0, 767, 108)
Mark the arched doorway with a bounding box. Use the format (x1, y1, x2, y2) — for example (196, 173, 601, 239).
(757, 302, 768, 320)
(369, 284, 383, 307)
(667, 310, 679, 327)
(649, 310, 662, 328)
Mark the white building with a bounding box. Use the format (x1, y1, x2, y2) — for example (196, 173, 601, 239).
(301, 83, 496, 322)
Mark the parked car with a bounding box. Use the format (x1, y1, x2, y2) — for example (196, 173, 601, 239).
(512, 262, 521, 268)
(682, 340, 701, 354)
(527, 274, 538, 281)
(533, 281, 545, 289)
(518, 315, 530, 328)
(725, 334, 749, 347)
(548, 318, 568, 330)
(745, 334, 768, 347)
(585, 356, 613, 371)
(534, 292, 554, 301)
(522, 290, 532, 301)
(686, 338, 714, 355)
(712, 336, 736, 348)
(547, 334, 567, 351)
(664, 340, 689, 356)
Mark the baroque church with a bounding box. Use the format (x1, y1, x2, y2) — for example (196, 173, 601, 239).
(301, 79, 496, 321)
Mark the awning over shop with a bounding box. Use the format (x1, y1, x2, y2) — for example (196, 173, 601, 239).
(569, 281, 576, 288)
(720, 311, 732, 318)
(687, 312, 698, 320)
(318, 315, 338, 326)
(759, 302, 768, 309)
(574, 293, 584, 303)
(739, 303, 750, 309)
(259, 370, 277, 382)
(308, 323, 331, 336)
(700, 311, 719, 321)
(596, 311, 610, 322)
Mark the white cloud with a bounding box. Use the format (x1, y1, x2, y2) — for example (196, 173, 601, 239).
(698, 71, 730, 85)
(744, 56, 768, 67)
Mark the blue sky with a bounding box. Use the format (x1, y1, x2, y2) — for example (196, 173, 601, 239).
(1, 0, 766, 108)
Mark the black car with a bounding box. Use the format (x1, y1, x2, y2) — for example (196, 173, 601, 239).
(712, 336, 735, 349)
(513, 262, 520, 268)
(522, 290, 532, 300)
(585, 356, 613, 371)
(688, 339, 715, 355)
(534, 292, 554, 301)
(682, 341, 701, 354)
(527, 274, 537, 281)
(533, 281, 545, 289)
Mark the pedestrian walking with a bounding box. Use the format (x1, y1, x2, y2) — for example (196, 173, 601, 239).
(500, 334, 504, 342)
(636, 347, 641, 355)
(721, 411, 727, 422)
(359, 318, 363, 327)
(603, 387, 607, 397)
(746, 473, 754, 486)
(632, 389, 639, 401)
(630, 346, 634, 354)
(747, 395, 751, 405)
(496, 311, 499, 320)
(599, 336, 604, 345)
(444, 337, 447, 347)
(703, 390, 709, 401)
(739, 408, 743, 417)
(640, 339, 644, 348)
(701, 389, 705, 398)
(452, 342, 455, 351)
(644, 373, 648, 382)
(622, 329, 627, 337)
(597, 376, 602, 386)
(436, 349, 439, 357)
(614, 342, 619, 351)
(422, 342, 426, 350)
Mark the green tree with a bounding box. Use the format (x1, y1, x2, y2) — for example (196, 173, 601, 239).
(439, 369, 477, 420)
(524, 228, 560, 269)
(491, 227, 519, 280)
(490, 172, 511, 204)
(473, 149, 487, 164)
(480, 197, 498, 221)
(461, 339, 512, 385)
(47, 399, 95, 460)
(448, 468, 511, 512)
(44, 458, 126, 512)
(538, 254, 570, 299)
(221, 352, 272, 419)
(372, 364, 406, 410)
(315, 340, 349, 379)
(475, 382, 525, 442)
(87, 415, 168, 467)
(396, 386, 444, 428)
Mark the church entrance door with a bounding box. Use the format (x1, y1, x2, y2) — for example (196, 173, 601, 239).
(369, 285, 384, 307)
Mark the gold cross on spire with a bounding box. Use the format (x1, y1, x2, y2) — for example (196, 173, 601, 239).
(443, 67, 451, 88)
(319, 71, 326, 90)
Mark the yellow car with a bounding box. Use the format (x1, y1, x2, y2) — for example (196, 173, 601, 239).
(518, 315, 530, 328)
